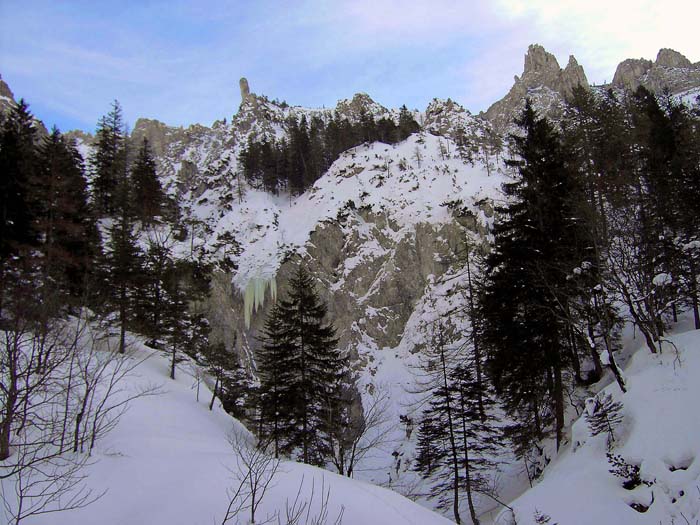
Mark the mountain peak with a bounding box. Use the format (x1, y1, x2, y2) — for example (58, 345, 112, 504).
(523, 44, 561, 76)
(484, 44, 587, 132)
(612, 48, 699, 93)
(239, 77, 251, 103)
(655, 48, 692, 68)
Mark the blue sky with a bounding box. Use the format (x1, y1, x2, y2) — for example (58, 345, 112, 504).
(1, 0, 698, 132)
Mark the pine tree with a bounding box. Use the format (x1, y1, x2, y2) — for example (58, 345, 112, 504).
(480, 100, 589, 452)
(256, 264, 346, 465)
(585, 392, 624, 449)
(0, 100, 39, 317)
(91, 100, 126, 216)
(130, 138, 163, 224)
(414, 312, 497, 525)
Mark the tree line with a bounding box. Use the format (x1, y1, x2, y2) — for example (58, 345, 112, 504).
(411, 86, 700, 524)
(239, 105, 419, 194)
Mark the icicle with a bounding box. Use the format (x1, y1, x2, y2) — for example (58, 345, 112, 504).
(242, 276, 278, 329)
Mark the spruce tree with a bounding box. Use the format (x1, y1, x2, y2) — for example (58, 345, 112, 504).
(257, 302, 295, 458)
(480, 100, 589, 452)
(0, 99, 38, 261)
(33, 128, 100, 304)
(414, 312, 497, 525)
(0, 100, 39, 317)
(256, 264, 346, 465)
(130, 138, 163, 224)
(91, 100, 126, 216)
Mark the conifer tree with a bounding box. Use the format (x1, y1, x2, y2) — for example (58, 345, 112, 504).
(398, 105, 420, 139)
(414, 312, 497, 525)
(32, 128, 100, 304)
(256, 264, 346, 465)
(0, 100, 39, 315)
(106, 182, 143, 354)
(257, 302, 295, 458)
(480, 100, 589, 452)
(130, 138, 163, 224)
(90, 100, 126, 216)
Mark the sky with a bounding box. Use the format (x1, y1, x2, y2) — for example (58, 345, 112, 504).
(1, 0, 698, 133)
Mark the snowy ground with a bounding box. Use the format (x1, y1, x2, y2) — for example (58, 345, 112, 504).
(10, 341, 453, 525)
(494, 323, 700, 525)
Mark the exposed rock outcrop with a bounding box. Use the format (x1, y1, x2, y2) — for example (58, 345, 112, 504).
(131, 118, 174, 157)
(484, 44, 589, 133)
(612, 58, 652, 90)
(656, 48, 692, 69)
(0, 75, 16, 116)
(239, 77, 251, 102)
(611, 48, 700, 94)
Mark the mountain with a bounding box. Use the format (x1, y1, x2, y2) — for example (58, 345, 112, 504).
(483, 44, 588, 133)
(483, 44, 700, 134)
(611, 48, 700, 97)
(1, 42, 699, 524)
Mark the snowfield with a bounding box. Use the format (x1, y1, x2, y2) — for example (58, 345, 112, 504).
(16, 341, 454, 525)
(498, 324, 700, 525)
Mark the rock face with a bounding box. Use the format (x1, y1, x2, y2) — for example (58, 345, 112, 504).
(239, 77, 251, 102)
(656, 48, 693, 69)
(612, 48, 700, 94)
(0, 75, 14, 101)
(612, 58, 653, 90)
(484, 44, 589, 133)
(0, 75, 16, 115)
(131, 118, 174, 157)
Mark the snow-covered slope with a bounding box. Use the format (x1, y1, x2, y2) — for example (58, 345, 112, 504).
(497, 325, 700, 525)
(202, 132, 504, 291)
(20, 342, 453, 525)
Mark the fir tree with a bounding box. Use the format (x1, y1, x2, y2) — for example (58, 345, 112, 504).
(90, 100, 126, 216)
(0, 100, 39, 317)
(414, 313, 497, 525)
(257, 302, 296, 458)
(33, 128, 100, 304)
(480, 100, 589, 452)
(256, 264, 346, 465)
(130, 138, 163, 224)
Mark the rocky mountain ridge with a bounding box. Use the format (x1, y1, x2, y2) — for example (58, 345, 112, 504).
(612, 48, 700, 94)
(483, 44, 700, 135)
(484, 43, 588, 133)
(1, 43, 699, 521)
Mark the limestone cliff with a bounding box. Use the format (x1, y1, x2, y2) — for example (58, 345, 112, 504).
(484, 44, 588, 133)
(612, 48, 700, 95)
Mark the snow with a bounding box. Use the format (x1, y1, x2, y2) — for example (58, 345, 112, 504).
(498, 326, 700, 525)
(207, 133, 503, 295)
(12, 343, 454, 525)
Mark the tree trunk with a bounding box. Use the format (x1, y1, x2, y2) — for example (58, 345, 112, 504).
(438, 331, 462, 525)
(465, 247, 486, 421)
(458, 385, 480, 525)
(209, 375, 219, 411)
(553, 361, 565, 452)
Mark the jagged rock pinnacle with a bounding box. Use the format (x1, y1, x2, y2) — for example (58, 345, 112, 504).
(612, 58, 652, 89)
(523, 44, 561, 76)
(655, 48, 692, 69)
(484, 43, 588, 133)
(0, 74, 15, 102)
(239, 77, 251, 102)
(612, 48, 699, 93)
